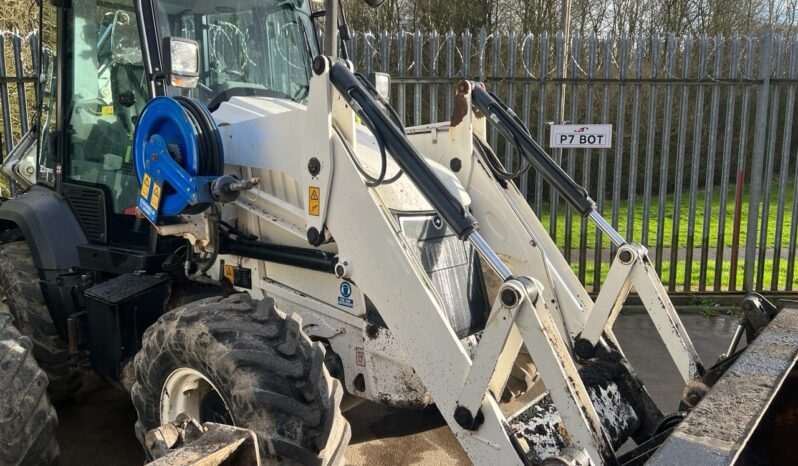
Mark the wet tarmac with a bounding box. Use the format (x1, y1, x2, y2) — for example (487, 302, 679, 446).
(55, 312, 739, 465)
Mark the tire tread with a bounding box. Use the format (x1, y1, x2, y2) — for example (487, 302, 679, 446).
(0, 313, 59, 466)
(131, 294, 350, 465)
(0, 241, 84, 400)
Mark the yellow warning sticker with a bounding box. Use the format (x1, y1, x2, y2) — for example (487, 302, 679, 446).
(224, 264, 235, 283)
(140, 173, 151, 198)
(309, 186, 320, 216)
(150, 183, 162, 209)
(101, 105, 114, 116)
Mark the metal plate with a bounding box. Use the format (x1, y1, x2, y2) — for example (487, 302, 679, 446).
(649, 303, 798, 465)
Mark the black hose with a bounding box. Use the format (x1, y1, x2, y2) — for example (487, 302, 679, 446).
(171, 97, 225, 215)
(352, 73, 404, 185)
(470, 83, 597, 216)
(654, 412, 687, 436)
(348, 93, 388, 187)
(174, 96, 223, 176)
(329, 59, 478, 239)
(346, 87, 404, 187)
(475, 133, 531, 181)
(355, 72, 405, 131)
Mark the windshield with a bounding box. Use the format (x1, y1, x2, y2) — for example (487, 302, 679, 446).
(152, 0, 318, 107)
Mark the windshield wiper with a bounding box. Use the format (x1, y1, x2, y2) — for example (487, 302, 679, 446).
(292, 84, 310, 101)
(207, 87, 293, 111)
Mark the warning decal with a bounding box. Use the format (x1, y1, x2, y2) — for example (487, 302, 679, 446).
(151, 183, 162, 210)
(223, 263, 253, 289)
(137, 174, 162, 224)
(309, 186, 320, 216)
(140, 173, 151, 198)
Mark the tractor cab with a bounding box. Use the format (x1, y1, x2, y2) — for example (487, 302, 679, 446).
(143, 0, 318, 108)
(0, 0, 328, 382)
(29, 0, 319, 259)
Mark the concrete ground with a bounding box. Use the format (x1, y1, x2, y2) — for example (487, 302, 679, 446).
(55, 312, 739, 465)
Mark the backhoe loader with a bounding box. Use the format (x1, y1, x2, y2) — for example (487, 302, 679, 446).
(1, 0, 797, 464)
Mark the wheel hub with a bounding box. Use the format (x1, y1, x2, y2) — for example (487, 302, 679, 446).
(160, 367, 233, 426)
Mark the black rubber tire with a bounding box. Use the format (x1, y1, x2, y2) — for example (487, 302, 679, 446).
(131, 293, 350, 465)
(0, 311, 59, 466)
(0, 242, 84, 401)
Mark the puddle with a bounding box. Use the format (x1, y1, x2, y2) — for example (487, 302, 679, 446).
(614, 312, 739, 412)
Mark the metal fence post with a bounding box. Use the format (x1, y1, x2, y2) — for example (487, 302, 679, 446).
(397, 31, 407, 125)
(612, 35, 628, 261)
(772, 36, 797, 290)
(380, 30, 389, 73)
(445, 31, 454, 119)
(429, 30, 439, 124)
(413, 30, 422, 126)
(363, 32, 373, 75)
(0, 34, 13, 158)
(520, 33, 533, 200)
(744, 31, 773, 291)
(12, 34, 28, 136)
(757, 35, 784, 289)
(350, 32, 358, 69)
(729, 38, 756, 291)
(684, 35, 708, 291)
(550, 31, 564, 240)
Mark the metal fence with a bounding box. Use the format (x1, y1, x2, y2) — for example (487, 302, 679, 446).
(349, 29, 798, 294)
(0, 31, 42, 164)
(3, 28, 798, 294)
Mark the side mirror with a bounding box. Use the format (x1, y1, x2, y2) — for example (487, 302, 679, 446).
(162, 37, 200, 89)
(369, 72, 391, 101)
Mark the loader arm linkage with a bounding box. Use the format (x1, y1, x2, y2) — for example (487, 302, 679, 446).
(325, 60, 714, 464)
(454, 81, 798, 465)
(468, 82, 624, 246)
(130, 41, 798, 463)
(327, 67, 798, 464)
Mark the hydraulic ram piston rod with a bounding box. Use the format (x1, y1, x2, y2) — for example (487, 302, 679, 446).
(469, 83, 626, 247)
(327, 59, 515, 282)
(468, 231, 513, 281)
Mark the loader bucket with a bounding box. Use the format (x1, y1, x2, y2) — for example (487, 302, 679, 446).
(648, 301, 798, 465)
(145, 415, 261, 466)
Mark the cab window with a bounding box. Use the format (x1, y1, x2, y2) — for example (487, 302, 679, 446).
(153, 0, 317, 107)
(65, 0, 146, 213)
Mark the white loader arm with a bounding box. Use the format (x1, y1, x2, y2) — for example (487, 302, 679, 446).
(406, 81, 705, 383)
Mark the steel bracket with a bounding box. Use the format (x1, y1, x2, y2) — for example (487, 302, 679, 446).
(580, 243, 705, 382)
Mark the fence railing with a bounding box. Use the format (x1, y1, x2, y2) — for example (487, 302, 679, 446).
(3, 28, 798, 294)
(0, 31, 42, 164)
(349, 29, 798, 294)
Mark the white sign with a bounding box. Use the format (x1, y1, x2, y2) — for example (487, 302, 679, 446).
(550, 124, 612, 149)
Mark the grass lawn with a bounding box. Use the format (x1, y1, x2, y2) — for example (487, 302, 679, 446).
(536, 180, 798, 290)
(581, 257, 794, 291)
(539, 180, 795, 250)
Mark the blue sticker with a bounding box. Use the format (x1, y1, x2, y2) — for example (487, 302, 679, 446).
(338, 281, 354, 308)
(137, 194, 158, 223)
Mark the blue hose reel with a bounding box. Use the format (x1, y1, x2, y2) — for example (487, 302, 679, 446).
(134, 96, 225, 223)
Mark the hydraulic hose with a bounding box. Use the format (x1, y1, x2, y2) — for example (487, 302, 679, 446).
(355, 72, 405, 132)
(327, 58, 478, 240)
(470, 83, 597, 217)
